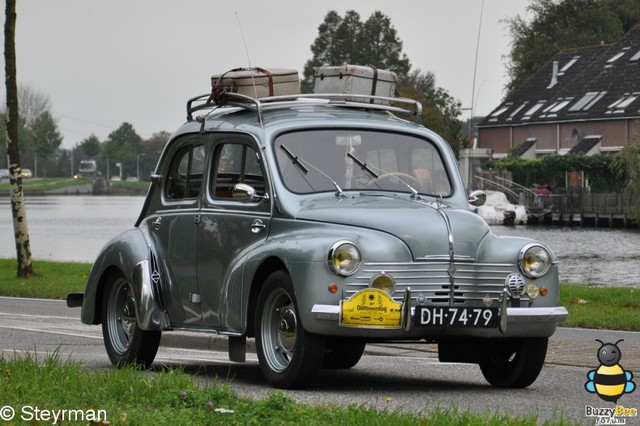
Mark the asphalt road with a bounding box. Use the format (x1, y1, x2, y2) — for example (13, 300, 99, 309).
(1, 296, 638, 424)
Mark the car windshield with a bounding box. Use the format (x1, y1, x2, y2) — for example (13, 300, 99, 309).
(274, 129, 452, 196)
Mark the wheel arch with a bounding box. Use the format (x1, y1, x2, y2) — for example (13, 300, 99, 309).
(246, 256, 288, 338)
(81, 228, 168, 330)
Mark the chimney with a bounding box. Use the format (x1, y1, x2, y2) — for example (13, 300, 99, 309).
(547, 61, 558, 89)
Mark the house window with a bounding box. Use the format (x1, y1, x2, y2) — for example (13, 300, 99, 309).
(568, 91, 606, 112)
(606, 93, 639, 113)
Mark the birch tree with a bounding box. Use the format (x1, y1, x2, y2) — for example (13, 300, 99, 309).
(4, 0, 33, 277)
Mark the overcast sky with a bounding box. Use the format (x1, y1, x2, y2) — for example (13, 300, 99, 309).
(4, 0, 531, 148)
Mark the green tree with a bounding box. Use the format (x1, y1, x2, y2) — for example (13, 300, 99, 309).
(359, 11, 411, 76)
(30, 111, 62, 177)
(302, 10, 411, 91)
(103, 122, 142, 179)
(4, 0, 33, 277)
(505, 0, 640, 95)
(79, 134, 102, 158)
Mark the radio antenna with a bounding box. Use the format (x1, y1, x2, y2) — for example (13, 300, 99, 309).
(235, 12, 258, 98)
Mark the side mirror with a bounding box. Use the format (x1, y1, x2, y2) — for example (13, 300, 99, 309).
(232, 183, 268, 201)
(468, 190, 486, 207)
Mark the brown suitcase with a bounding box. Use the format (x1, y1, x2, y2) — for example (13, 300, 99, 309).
(211, 67, 300, 98)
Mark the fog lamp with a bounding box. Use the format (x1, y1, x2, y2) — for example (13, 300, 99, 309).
(370, 273, 396, 295)
(328, 241, 361, 277)
(525, 283, 540, 300)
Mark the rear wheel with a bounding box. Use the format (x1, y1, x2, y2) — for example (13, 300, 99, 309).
(323, 338, 366, 369)
(255, 270, 325, 389)
(101, 271, 161, 368)
(479, 337, 548, 388)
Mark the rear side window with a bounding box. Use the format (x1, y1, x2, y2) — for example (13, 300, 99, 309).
(164, 144, 205, 200)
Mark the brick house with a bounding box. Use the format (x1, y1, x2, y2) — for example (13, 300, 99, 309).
(476, 24, 640, 159)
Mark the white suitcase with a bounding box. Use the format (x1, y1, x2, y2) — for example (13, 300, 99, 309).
(313, 65, 397, 103)
(211, 67, 300, 98)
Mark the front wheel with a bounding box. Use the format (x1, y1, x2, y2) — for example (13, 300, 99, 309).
(255, 270, 325, 389)
(101, 271, 161, 368)
(479, 337, 548, 388)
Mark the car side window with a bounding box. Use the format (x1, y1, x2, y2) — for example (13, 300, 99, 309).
(211, 143, 264, 199)
(165, 144, 205, 200)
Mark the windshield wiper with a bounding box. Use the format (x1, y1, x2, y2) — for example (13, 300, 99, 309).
(347, 152, 378, 179)
(280, 144, 344, 196)
(280, 144, 309, 174)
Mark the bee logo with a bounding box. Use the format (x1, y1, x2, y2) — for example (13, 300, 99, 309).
(585, 339, 636, 403)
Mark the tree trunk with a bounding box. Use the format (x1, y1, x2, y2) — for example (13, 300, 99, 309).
(4, 0, 33, 277)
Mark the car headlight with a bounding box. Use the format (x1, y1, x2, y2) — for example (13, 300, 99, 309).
(328, 241, 361, 276)
(519, 244, 551, 278)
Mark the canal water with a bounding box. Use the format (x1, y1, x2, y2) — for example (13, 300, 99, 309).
(1, 196, 639, 287)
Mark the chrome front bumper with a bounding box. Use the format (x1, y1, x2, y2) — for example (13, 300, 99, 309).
(311, 304, 568, 324)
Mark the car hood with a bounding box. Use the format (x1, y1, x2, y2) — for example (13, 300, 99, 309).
(294, 195, 491, 260)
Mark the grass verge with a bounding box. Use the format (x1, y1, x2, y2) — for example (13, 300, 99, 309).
(0, 258, 638, 330)
(0, 351, 575, 426)
(0, 258, 88, 299)
(0, 177, 90, 193)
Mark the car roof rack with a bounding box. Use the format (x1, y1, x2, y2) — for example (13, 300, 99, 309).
(186, 92, 423, 124)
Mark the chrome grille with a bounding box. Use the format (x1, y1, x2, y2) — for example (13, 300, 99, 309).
(346, 261, 522, 305)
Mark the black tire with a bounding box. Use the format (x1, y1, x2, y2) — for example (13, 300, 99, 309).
(255, 270, 326, 389)
(479, 337, 548, 388)
(323, 338, 366, 369)
(101, 271, 161, 368)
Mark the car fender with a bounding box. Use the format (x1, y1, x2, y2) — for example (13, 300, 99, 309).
(80, 228, 169, 330)
(232, 223, 412, 333)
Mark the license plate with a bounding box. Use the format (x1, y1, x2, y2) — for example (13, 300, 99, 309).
(415, 306, 499, 328)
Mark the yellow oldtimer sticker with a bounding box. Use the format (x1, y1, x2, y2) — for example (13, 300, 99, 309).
(340, 288, 403, 328)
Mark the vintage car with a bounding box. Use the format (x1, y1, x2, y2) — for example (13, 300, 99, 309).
(68, 67, 567, 390)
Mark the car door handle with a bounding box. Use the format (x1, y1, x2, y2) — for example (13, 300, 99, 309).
(152, 217, 162, 231)
(250, 219, 266, 234)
